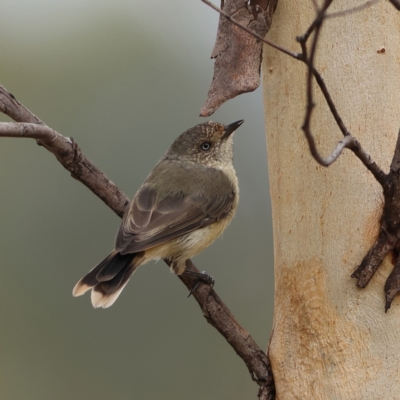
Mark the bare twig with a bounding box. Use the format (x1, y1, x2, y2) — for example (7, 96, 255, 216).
(301, 3, 348, 166)
(346, 137, 388, 186)
(0, 84, 275, 400)
(0, 85, 129, 218)
(308, 66, 349, 137)
(326, 0, 380, 19)
(296, 0, 332, 43)
(302, 131, 351, 166)
(0, 122, 59, 143)
(299, 2, 388, 188)
(298, 1, 388, 185)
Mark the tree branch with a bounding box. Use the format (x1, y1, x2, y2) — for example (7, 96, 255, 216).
(297, 1, 388, 186)
(176, 260, 275, 398)
(0, 85, 129, 218)
(0, 122, 59, 142)
(0, 84, 275, 400)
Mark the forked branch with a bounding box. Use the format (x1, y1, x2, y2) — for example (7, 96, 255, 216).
(0, 84, 275, 400)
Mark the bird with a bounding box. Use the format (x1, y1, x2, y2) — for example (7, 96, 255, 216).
(73, 120, 243, 308)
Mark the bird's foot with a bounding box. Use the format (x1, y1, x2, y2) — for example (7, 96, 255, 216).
(183, 270, 215, 297)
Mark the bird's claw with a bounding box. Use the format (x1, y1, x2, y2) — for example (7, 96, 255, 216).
(184, 270, 214, 297)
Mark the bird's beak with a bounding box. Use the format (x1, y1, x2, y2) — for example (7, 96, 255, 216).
(222, 120, 244, 140)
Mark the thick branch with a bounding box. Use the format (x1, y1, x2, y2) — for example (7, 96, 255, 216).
(351, 229, 395, 287)
(178, 260, 275, 396)
(0, 84, 274, 399)
(385, 256, 400, 312)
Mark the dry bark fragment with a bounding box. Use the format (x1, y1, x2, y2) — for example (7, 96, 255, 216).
(200, 0, 278, 117)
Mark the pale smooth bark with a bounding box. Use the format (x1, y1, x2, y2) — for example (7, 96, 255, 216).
(263, 1, 400, 398)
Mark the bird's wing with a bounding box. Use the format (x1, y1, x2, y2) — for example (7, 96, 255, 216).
(115, 169, 236, 254)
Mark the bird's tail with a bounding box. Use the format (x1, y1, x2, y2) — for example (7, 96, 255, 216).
(73, 250, 144, 308)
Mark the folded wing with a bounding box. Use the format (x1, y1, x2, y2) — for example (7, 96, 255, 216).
(115, 167, 236, 255)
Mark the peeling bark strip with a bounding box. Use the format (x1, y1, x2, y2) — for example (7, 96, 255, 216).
(0, 85, 275, 399)
(199, 0, 278, 117)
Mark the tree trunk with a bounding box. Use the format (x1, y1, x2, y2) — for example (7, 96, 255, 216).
(263, 1, 400, 398)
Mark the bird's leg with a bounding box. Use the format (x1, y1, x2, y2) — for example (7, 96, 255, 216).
(163, 258, 215, 297)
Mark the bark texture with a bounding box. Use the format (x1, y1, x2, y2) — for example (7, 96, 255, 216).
(263, 1, 400, 398)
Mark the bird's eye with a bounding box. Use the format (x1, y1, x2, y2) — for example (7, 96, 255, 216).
(201, 142, 212, 151)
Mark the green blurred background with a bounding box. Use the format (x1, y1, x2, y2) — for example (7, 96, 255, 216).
(0, 1, 274, 399)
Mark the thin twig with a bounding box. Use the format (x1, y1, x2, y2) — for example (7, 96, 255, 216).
(0, 85, 130, 218)
(303, 132, 352, 166)
(326, 0, 380, 19)
(296, 0, 333, 44)
(297, 3, 350, 137)
(301, 4, 341, 165)
(296, 17, 319, 45)
(310, 67, 349, 137)
(201, 0, 300, 60)
(346, 137, 388, 186)
(299, 1, 387, 183)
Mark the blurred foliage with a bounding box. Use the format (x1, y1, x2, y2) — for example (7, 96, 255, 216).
(0, 1, 274, 399)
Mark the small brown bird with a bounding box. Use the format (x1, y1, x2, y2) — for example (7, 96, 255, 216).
(73, 120, 243, 308)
